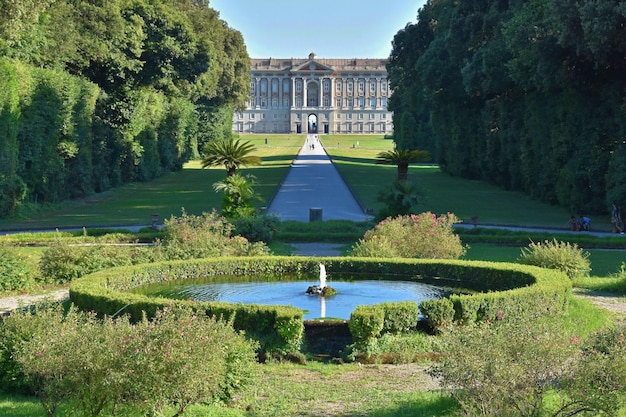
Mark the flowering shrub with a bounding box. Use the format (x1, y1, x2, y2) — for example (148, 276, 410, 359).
(433, 318, 626, 417)
(156, 209, 269, 260)
(350, 212, 466, 259)
(519, 239, 591, 279)
(431, 318, 581, 417)
(10, 304, 258, 417)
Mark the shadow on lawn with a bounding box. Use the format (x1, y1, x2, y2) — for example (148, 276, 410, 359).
(328, 155, 377, 165)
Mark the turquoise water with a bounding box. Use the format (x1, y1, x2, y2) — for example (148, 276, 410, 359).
(133, 276, 446, 320)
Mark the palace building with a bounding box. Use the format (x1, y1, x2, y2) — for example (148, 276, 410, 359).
(232, 52, 393, 135)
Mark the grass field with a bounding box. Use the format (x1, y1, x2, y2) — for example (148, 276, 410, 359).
(0, 133, 598, 231)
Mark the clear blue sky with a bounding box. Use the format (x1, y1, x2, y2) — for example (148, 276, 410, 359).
(209, 0, 427, 59)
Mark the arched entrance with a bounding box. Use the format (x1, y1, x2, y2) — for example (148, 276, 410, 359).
(307, 114, 318, 133)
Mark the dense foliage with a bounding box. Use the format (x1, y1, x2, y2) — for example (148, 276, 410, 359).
(0, 245, 34, 291)
(350, 212, 466, 259)
(519, 238, 591, 279)
(37, 210, 270, 284)
(432, 318, 626, 416)
(0, 0, 249, 217)
(2, 304, 258, 416)
(388, 0, 626, 215)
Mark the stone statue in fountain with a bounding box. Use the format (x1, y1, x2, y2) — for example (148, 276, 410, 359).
(306, 263, 337, 296)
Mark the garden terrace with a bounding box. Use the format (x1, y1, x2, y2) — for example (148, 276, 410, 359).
(69, 257, 573, 350)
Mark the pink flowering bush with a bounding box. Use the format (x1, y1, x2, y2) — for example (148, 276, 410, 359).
(350, 212, 466, 259)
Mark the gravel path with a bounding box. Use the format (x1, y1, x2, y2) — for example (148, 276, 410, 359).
(0, 289, 70, 316)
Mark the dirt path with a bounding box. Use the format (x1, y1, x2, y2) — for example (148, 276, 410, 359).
(573, 290, 626, 318)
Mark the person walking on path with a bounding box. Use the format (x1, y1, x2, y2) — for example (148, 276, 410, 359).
(612, 203, 623, 233)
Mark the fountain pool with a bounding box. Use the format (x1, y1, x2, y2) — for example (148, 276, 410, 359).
(131, 274, 446, 320)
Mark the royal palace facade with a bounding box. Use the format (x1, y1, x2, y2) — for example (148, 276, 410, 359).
(233, 52, 393, 135)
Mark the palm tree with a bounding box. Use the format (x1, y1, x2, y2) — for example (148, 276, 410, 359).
(375, 149, 430, 181)
(212, 174, 262, 219)
(376, 180, 421, 220)
(201, 137, 262, 176)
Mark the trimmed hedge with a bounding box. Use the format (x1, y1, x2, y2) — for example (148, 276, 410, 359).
(349, 301, 420, 343)
(70, 257, 572, 350)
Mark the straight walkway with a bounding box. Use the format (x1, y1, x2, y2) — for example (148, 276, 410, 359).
(267, 134, 368, 222)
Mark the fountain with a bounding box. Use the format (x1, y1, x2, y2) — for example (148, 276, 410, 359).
(130, 262, 448, 320)
(305, 263, 337, 296)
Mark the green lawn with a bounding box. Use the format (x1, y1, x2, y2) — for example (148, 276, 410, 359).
(464, 243, 624, 277)
(0, 133, 613, 232)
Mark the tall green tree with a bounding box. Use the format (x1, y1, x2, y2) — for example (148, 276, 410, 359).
(387, 0, 626, 215)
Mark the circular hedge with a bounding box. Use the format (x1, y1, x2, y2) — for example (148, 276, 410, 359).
(69, 256, 572, 350)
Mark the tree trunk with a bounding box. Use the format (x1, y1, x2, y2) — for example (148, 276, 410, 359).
(397, 163, 409, 181)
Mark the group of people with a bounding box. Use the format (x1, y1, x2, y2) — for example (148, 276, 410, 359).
(569, 215, 591, 231)
(568, 203, 626, 233)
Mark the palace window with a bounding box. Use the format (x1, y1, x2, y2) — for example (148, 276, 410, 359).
(250, 113, 256, 119)
(296, 97, 302, 107)
(382, 113, 387, 119)
(358, 113, 364, 120)
(336, 82, 342, 93)
(250, 81, 256, 92)
(370, 97, 376, 108)
(347, 114, 352, 120)
(323, 96, 330, 107)
(381, 81, 387, 92)
(358, 81, 364, 93)
(358, 97, 365, 108)
(296, 80, 302, 92)
(381, 97, 387, 107)
(369, 113, 375, 120)
(272, 97, 278, 107)
(347, 82, 353, 93)
(336, 97, 341, 108)
(370, 81, 376, 92)
(323, 80, 330, 92)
